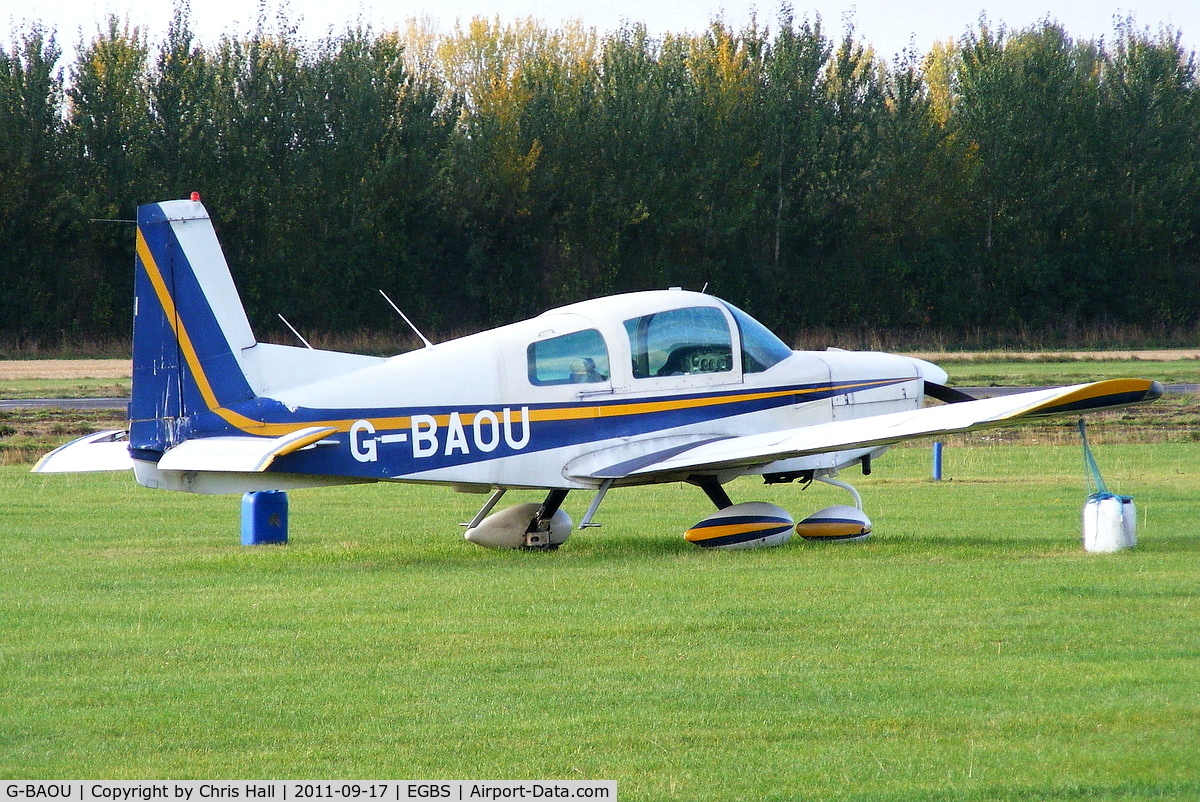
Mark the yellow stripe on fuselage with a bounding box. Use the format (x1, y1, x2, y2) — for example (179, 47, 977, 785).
(529, 385, 847, 425)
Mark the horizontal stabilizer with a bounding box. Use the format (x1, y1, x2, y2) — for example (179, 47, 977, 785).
(586, 379, 1162, 480)
(32, 430, 133, 473)
(155, 426, 338, 473)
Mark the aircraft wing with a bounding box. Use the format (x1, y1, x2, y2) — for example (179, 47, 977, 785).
(579, 379, 1162, 481)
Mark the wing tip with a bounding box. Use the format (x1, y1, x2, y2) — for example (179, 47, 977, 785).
(1022, 378, 1164, 418)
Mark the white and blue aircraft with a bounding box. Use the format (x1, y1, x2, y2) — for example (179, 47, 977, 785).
(35, 196, 1162, 549)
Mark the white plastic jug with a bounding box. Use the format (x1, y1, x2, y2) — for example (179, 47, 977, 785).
(1082, 493, 1136, 552)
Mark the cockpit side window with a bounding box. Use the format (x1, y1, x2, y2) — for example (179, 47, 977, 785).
(527, 329, 610, 386)
(624, 307, 734, 379)
(722, 302, 793, 373)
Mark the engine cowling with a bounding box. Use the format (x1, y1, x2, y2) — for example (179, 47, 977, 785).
(464, 503, 573, 549)
(684, 502, 794, 549)
(795, 504, 872, 542)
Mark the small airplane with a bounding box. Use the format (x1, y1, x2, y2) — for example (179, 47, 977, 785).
(35, 195, 1163, 549)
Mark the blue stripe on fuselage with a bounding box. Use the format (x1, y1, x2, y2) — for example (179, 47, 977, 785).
(227, 377, 909, 479)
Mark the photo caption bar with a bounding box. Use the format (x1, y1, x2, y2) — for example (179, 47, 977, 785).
(3, 783, 616, 802)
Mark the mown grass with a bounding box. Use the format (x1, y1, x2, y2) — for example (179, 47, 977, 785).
(3, 442, 1198, 798)
(938, 358, 1199, 387)
(0, 378, 130, 399)
(937, 393, 1200, 447)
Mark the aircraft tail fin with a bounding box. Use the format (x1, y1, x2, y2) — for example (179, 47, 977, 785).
(130, 196, 382, 457)
(131, 198, 258, 454)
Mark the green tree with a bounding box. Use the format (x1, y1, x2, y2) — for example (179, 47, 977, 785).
(757, 9, 832, 329)
(199, 15, 316, 325)
(148, 1, 217, 196)
(794, 23, 887, 327)
(1097, 22, 1200, 325)
(3, 9, 1199, 346)
(308, 26, 452, 333)
(852, 44, 974, 328)
(955, 21, 1107, 327)
(0, 25, 70, 336)
(64, 16, 152, 335)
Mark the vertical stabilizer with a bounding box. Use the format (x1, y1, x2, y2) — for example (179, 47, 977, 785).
(130, 198, 256, 454)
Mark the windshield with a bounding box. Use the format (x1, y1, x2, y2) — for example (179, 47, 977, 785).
(722, 302, 793, 373)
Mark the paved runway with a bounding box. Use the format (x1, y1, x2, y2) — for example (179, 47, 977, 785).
(0, 397, 129, 411)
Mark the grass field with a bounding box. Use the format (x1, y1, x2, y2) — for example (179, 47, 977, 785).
(2, 440, 1198, 797)
(935, 357, 1200, 387)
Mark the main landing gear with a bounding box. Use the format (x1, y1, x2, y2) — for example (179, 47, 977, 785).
(462, 488, 574, 550)
(462, 469, 872, 551)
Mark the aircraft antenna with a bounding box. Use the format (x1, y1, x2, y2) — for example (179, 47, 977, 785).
(379, 289, 434, 348)
(277, 313, 314, 350)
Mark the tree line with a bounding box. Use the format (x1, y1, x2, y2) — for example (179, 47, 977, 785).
(1, 4, 1198, 350)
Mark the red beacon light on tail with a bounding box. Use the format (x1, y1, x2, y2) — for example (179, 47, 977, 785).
(190, 191, 201, 202)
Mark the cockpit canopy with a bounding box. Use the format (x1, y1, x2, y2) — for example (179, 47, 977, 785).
(525, 292, 793, 387)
